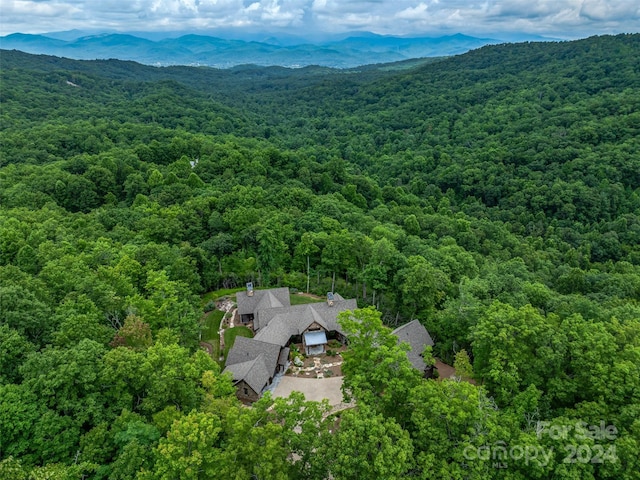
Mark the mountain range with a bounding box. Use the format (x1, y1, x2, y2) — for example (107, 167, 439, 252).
(0, 32, 501, 68)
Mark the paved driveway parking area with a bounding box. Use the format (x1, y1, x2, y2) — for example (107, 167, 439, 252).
(272, 376, 344, 406)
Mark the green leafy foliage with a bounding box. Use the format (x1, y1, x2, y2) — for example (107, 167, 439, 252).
(1, 35, 639, 478)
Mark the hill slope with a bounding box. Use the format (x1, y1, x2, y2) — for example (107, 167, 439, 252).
(1, 35, 640, 479)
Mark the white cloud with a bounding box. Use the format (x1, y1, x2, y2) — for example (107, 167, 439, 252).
(580, 0, 640, 21)
(4, 0, 80, 17)
(0, 0, 638, 37)
(396, 3, 429, 20)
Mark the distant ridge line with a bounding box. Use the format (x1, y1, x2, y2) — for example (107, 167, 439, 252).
(0, 31, 501, 69)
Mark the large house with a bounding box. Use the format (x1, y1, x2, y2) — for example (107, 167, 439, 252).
(224, 285, 357, 403)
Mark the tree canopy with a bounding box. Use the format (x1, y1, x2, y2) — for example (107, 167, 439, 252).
(1, 34, 639, 478)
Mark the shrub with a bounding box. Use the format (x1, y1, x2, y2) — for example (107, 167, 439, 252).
(204, 300, 216, 312)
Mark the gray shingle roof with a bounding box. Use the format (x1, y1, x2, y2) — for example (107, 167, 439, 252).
(392, 320, 434, 372)
(226, 336, 281, 367)
(278, 347, 290, 367)
(224, 336, 281, 394)
(224, 356, 270, 395)
(255, 299, 358, 334)
(236, 287, 291, 316)
(254, 313, 293, 346)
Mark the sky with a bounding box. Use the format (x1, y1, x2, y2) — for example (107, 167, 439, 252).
(1, 0, 639, 39)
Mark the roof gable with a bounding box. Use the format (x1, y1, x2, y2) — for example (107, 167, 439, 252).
(254, 314, 294, 346)
(224, 337, 281, 394)
(255, 291, 285, 312)
(236, 287, 291, 316)
(392, 320, 434, 372)
(226, 336, 281, 370)
(225, 355, 270, 394)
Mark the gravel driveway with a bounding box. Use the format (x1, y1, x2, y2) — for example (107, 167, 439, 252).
(272, 376, 345, 406)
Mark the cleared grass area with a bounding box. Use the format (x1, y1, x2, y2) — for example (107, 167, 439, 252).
(201, 309, 225, 361)
(201, 287, 244, 306)
(224, 326, 253, 361)
(289, 293, 324, 305)
(202, 309, 224, 339)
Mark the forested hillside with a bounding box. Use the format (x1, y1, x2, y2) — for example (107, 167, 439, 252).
(1, 34, 639, 479)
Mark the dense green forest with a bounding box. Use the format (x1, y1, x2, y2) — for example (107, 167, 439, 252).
(1, 34, 639, 479)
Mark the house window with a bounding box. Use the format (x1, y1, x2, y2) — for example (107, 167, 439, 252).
(243, 387, 248, 396)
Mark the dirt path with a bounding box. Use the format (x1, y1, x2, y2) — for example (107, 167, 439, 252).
(218, 301, 236, 361)
(200, 341, 214, 356)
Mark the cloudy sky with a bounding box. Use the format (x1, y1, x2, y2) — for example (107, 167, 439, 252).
(1, 0, 639, 39)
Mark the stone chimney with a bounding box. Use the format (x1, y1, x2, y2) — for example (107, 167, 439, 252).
(327, 292, 334, 307)
(246, 282, 254, 297)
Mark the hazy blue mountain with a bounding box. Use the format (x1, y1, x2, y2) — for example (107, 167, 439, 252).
(0, 31, 500, 68)
(1, 33, 68, 50)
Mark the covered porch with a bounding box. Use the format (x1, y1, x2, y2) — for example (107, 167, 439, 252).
(303, 330, 328, 355)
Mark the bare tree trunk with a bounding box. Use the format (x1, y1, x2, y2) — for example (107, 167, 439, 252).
(306, 255, 310, 293)
(331, 271, 336, 293)
(106, 311, 122, 330)
(362, 265, 367, 300)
